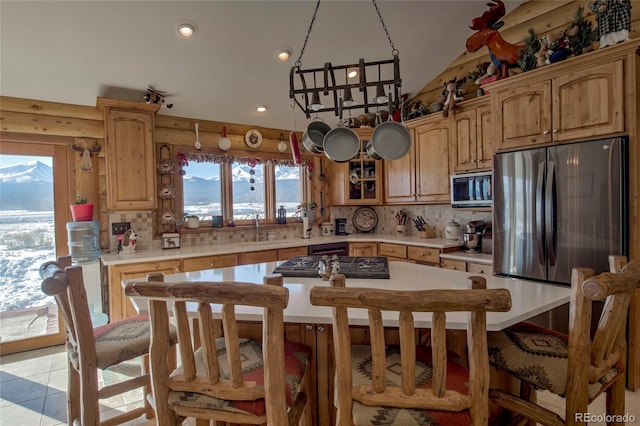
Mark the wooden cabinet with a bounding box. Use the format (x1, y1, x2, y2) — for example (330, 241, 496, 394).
(349, 242, 377, 257)
(182, 253, 238, 272)
(451, 98, 493, 172)
(277, 246, 308, 260)
(441, 258, 466, 271)
(407, 245, 440, 265)
(467, 261, 491, 275)
(329, 128, 383, 205)
(107, 260, 181, 321)
(378, 242, 406, 261)
(98, 98, 160, 210)
(492, 59, 624, 151)
(386, 114, 452, 204)
(239, 250, 278, 265)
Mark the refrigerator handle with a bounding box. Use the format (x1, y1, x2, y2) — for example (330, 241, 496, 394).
(546, 160, 557, 267)
(536, 163, 545, 266)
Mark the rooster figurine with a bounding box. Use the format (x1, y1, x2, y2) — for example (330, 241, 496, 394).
(466, 0, 524, 79)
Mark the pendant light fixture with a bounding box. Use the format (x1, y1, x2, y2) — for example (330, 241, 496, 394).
(289, 0, 402, 118)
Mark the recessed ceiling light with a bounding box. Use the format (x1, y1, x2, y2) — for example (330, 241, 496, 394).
(177, 22, 196, 38)
(276, 47, 292, 62)
(256, 105, 268, 113)
(347, 68, 358, 79)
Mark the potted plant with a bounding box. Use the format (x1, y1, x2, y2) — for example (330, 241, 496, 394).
(70, 195, 94, 221)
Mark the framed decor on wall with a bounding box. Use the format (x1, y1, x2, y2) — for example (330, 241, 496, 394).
(162, 233, 180, 249)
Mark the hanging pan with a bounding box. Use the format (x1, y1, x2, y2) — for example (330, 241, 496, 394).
(367, 97, 411, 160)
(301, 118, 331, 153)
(323, 101, 359, 163)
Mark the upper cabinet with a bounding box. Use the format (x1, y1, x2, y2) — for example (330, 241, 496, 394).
(491, 58, 624, 151)
(451, 97, 492, 172)
(329, 128, 383, 205)
(98, 98, 160, 210)
(386, 114, 452, 204)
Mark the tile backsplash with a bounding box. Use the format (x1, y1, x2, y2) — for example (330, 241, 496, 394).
(108, 205, 491, 250)
(330, 205, 491, 237)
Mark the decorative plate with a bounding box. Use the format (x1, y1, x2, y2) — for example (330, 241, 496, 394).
(159, 209, 177, 224)
(245, 129, 263, 149)
(156, 159, 175, 175)
(353, 207, 378, 233)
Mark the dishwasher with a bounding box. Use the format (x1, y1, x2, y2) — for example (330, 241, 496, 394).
(307, 241, 349, 257)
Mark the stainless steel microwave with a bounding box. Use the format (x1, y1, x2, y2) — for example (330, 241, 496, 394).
(450, 171, 492, 208)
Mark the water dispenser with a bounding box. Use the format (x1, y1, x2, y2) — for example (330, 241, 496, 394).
(66, 220, 101, 263)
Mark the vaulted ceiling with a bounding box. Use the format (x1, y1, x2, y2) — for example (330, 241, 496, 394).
(0, 1, 521, 132)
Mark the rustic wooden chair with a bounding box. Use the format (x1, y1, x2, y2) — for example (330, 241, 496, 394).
(39, 255, 176, 426)
(309, 273, 512, 426)
(124, 272, 312, 426)
(487, 255, 640, 426)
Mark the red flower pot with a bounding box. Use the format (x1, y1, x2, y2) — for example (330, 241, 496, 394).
(70, 204, 94, 221)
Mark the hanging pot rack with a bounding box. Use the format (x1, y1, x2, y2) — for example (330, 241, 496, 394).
(289, 0, 402, 119)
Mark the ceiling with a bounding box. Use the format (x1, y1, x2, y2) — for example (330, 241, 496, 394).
(0, 1, 521, 132)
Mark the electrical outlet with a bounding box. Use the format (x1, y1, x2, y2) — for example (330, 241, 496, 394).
(112, 222, 130, 235)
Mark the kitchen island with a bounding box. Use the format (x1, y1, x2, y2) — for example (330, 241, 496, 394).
(125, 261, 570, 426)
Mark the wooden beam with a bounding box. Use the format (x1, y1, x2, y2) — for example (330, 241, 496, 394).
(0, 96, 102, 120)
(0, 110, 104, 138)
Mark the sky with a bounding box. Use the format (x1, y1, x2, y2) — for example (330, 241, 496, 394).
(0, 155, 52, 167)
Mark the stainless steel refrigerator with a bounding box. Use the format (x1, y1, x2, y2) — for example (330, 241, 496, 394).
(493, 137, 628, 286)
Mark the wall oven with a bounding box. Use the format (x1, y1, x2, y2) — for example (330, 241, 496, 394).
(450, 171, 492, 208)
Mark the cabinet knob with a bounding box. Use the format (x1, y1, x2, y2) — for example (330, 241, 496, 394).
(317, 326, 326, 332)
(419, 252, 425, 256)
(306, 325, 314, 332)
(210, 262, 214, 267)
(552, 128, 559, 133)
(543, 130, 550, 135)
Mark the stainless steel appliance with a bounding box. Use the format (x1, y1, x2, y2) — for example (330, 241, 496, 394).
(273, 256, 390, 279)
(493, 137, 628, 285)
(450, 171, 492, 208)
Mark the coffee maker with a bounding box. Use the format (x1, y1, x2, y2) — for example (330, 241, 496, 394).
(335, 218, 348, 235)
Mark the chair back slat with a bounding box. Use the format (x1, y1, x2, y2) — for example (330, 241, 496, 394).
(368, 309, 387, 393)
(311, 274, 510, 422)
(197, 302, 220, 384)
(431, 311, 447, 398)
(174, 301, 196, 381)
(221, 304, 244, 388)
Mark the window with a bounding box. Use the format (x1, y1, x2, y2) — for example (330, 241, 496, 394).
(180, 152, 307, 225)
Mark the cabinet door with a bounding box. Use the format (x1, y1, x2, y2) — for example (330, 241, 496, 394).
(343, 130, 383, 205)
(407, 246, 441, 264)
(239, 250, 278, 265)
(105, 109, 157, 209)
(182, 253, 238, 272)
(552, 60, 624, 141)
(441, 258, 466, 271)
(278, 246, 308, 260)
(415, 119, 452, 202)
(109, 260, 181, 321)
(384, 140, 415, 204)
(476, 102, 493, 169)
(452, 108, 478, 173)
(467, 262, 491, 275)
(494, 80, 552, 150)
(378, 243, 406, 259)
(349, 242, 378, 257)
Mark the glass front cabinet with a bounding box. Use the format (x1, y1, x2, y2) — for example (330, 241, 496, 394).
(329, 128, 383, 205)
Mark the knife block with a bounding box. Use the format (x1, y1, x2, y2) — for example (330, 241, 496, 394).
(419, 224, 436, 238)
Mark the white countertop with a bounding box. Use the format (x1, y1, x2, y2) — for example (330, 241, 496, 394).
(440, 251, 493, 265)
(102, 234, 462, 266)
(125, 261, 570, 331)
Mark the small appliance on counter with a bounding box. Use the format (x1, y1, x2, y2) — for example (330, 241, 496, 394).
(460, 232, 481, 253)
(335, 218, 348, 235)
(445, 219, 461, 240)
(481, 223, 492, 254)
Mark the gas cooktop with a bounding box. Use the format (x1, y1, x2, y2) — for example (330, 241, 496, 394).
(273, 256, 390, 279)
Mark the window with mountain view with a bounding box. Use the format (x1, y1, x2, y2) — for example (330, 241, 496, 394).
(181, 159, 303, 223)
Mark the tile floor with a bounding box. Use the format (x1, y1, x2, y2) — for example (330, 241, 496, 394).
(1, 344, 639, 425)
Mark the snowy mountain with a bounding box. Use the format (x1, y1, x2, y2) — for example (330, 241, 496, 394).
(0, 161, 52, 183)
(0, 161, 53, 211)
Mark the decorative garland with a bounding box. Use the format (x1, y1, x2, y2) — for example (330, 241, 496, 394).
(177, 152, 314, 174)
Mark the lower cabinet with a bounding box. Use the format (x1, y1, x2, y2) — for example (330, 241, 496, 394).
(349, 242, 378, 257)
(378, 242, 407, 260)
(107, 260, 181, 321)
(239, 250, 278, 265)
(441, 258, 492, 275)
(407, 245, 441, 265)
(182, 253, 238, 272)
(277, 246, 308, 260)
